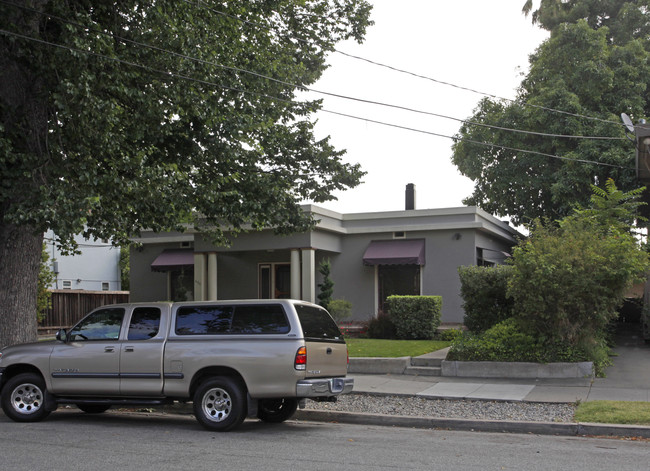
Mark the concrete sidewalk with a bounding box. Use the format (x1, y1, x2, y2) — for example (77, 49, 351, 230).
(349, 371, 650, 403)
(349, 323, 650, 403)
(293, 325, 650, 438)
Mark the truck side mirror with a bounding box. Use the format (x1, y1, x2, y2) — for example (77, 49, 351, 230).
(56, 329, 67, 342)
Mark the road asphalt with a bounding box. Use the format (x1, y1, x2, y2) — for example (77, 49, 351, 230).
(294, 323, 650, 438)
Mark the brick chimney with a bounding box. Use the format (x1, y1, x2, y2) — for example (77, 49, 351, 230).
(405, 183, 416, 210)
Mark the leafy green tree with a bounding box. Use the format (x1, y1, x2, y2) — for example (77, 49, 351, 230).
(522, 0, 650, 45)
(452, 2, 649, 225)
(569, 178, 647, 235)
(0, 1, 372, 347)
(507, 181, 649, 358)
(317, 259, 334, 309)
(458, 265, 514, 333)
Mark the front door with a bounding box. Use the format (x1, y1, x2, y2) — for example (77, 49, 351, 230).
(49, 307, 125, 395)
(119, 306, 165, 396)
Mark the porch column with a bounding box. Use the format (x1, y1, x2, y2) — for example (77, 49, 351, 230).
(193, 253, 207, 301)
(301, 248, 316, 303)
(290, 249, 301, 299)
(207, 252, 218, 300)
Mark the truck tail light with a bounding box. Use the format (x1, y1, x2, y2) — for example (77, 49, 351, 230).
(294, 346, 307, 370)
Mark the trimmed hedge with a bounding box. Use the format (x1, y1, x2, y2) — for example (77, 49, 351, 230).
(458, 265, 514, 333)
(387, 295, 442, 340)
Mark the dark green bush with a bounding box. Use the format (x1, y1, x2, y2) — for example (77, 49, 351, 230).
(387, 295, 442, 340)
(367, 311, 396, 339)
(458, 265, 514, 333)
(447, 318, 592, 364)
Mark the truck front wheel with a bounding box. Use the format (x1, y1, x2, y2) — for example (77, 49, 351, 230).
(1, 373, 51, 423)
(193, 377, 247, 432)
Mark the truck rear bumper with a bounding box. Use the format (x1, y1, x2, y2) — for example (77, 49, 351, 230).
(296, 377, 354, 397)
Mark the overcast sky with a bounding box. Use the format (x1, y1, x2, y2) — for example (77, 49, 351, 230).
(304, 1, 550, 216)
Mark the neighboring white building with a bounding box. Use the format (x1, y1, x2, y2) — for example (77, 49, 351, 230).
(44, 230, 122, 291)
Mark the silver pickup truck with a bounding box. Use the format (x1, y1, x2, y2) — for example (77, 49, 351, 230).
(0, 299, 353, 431)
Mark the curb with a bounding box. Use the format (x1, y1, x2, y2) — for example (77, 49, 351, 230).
(293, 410, 650, 438)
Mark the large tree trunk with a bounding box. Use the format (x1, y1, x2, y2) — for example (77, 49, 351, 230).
(0, 1, 51, 348)
(0, 225, 42, 347)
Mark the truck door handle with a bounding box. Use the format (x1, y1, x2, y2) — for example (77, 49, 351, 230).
(124, 346, 134, 353)
(104, 346, 115, 353)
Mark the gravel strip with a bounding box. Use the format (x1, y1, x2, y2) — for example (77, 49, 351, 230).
(303, 393, 576, 423)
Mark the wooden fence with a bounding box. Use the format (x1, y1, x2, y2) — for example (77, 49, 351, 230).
(39, 290, 130, 334)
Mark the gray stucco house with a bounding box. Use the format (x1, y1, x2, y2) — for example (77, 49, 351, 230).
(129, 192, 519, 324)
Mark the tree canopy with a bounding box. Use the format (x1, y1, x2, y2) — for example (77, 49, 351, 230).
(0, 0, 372, 346)
(452, 0, 649, 225)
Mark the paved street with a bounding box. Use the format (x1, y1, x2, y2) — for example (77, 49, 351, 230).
(1, 409, 649, 470)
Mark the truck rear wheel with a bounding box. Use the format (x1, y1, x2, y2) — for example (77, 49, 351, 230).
(1, 373, 51, 423)
(193, 377, 246, 431)
(257, 398, 298, 423)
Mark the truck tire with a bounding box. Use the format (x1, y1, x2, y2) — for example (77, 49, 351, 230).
(193, 377, 247, 432)
(257, 398, 298, 423)
(0, 373, 51, 423)
(76, 404, 111, 414)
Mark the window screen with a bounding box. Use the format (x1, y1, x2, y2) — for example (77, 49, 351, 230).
(175, 306, 234, 335)
(175, 304, 289, 335)
(230, 305, 290, 334)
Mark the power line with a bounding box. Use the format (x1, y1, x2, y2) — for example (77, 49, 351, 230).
(0, 28, 633, 172)
(321, 109, 632, 170)
(180, 0, 626, 128)
(2, 1, 624, 142)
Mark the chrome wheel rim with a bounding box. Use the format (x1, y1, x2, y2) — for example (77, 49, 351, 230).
(201, 387, 232, 423)
(10, 383, 44, 415)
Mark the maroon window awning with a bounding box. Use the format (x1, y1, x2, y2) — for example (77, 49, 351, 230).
(362, 239, 425, 266)
(151, 249, 194, 272)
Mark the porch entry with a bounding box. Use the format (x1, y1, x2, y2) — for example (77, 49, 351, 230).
(153, 248, 317, 303)
(258, 263, 291, 299)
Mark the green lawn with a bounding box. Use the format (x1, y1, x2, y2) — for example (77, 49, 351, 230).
(575, 401, 650, 425)
(346, 338, 451, 358)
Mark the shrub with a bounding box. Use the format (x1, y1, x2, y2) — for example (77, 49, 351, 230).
(387, 295, 442, 340)
(367, 311, 396, 339)
(447, 318, 592, 364)
(458, 265, 514, 333)
(327, 298, 352, 322)
(508, 219, 648, 353)
(438, 328, 464, 342)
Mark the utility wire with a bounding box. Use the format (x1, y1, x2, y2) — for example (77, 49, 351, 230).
(0, 28, 633, 171)
(322, 109, 632, 170)
(180, 0, 626, 128)
(2, 1, 624, 142)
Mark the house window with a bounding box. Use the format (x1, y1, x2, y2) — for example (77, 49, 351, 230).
(378, 265, 421, 313)
(258, 263, 291, 299)
(62, 280, 72, 289)
(101, 282, 110, 291)
(476, 248, 495, 267)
